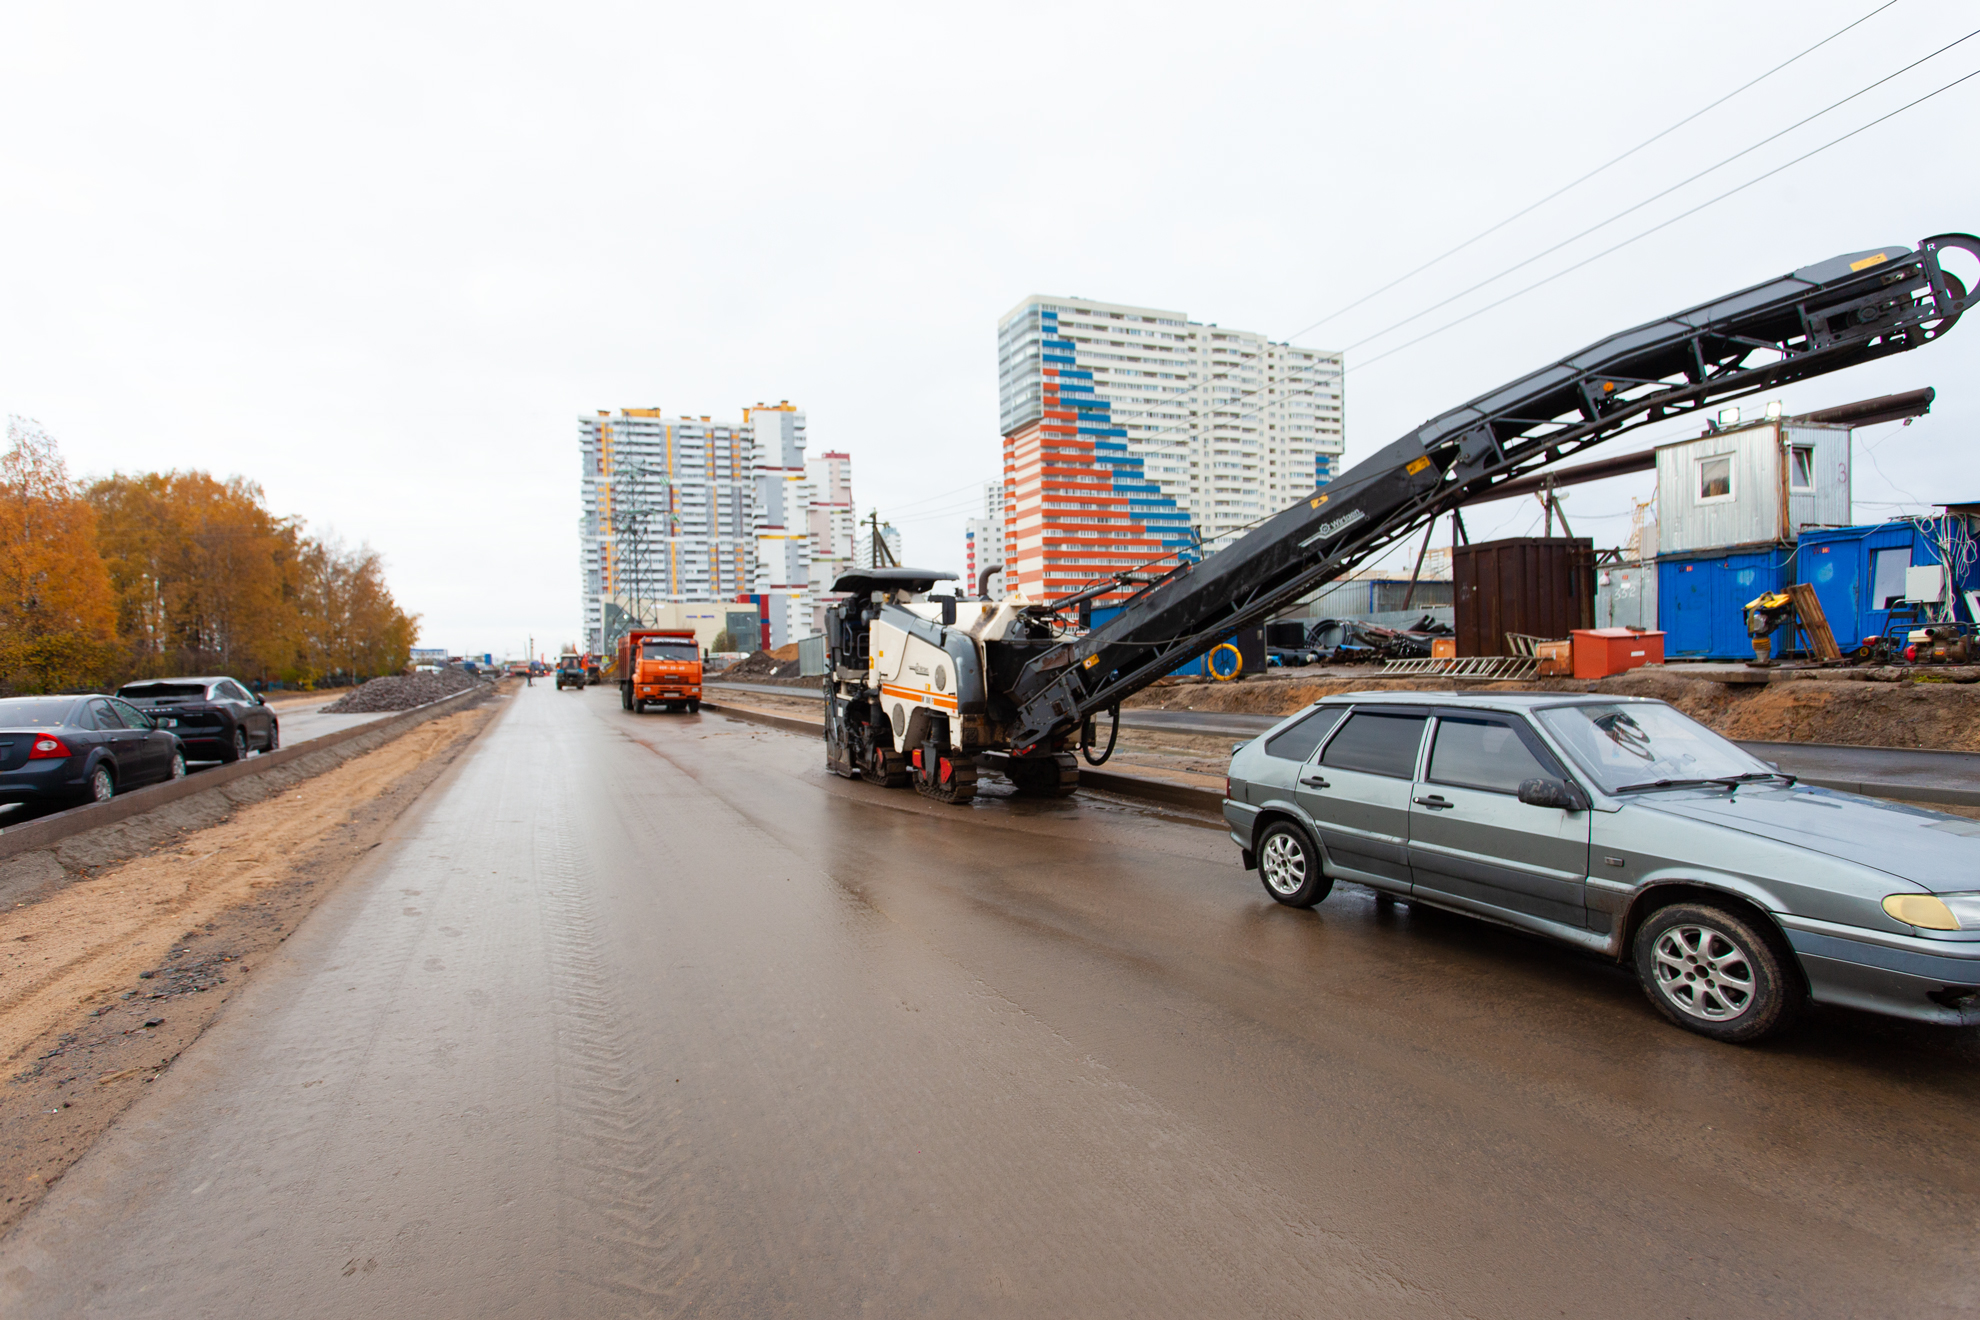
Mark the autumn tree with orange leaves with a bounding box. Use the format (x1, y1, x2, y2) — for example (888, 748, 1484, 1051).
(91, 471, 298, 680)
(0, 419, 119, 692)
(0, 421, 417, 694)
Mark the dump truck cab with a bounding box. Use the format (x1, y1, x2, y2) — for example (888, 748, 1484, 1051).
(616, 629, 703, 714)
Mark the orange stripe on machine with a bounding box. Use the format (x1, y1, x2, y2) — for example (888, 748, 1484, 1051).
(880, 683, 957, 711)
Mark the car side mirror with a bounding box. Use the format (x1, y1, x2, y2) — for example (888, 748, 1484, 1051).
(1518, 778, 1590, 811)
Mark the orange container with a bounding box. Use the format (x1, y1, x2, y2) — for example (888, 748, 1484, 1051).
(1535, 639, 1573, 676)
(1430, 638, 1457, 659)
(1571, 628, 1664, 679)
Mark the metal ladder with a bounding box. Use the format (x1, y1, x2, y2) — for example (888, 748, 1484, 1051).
(1377, 655, 1539, 680)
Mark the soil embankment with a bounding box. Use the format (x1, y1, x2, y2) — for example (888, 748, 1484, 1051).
(0, 696, 504, 1235)
(1126, 667, 1980, 751)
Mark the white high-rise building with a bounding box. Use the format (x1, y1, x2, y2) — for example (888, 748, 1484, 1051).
(997, 296, 1344, 550)
(806, 449, 859, 634)
(964, 481, 1006, 595)
(579, 402, 817, 652)
(744, 403, 811, 646)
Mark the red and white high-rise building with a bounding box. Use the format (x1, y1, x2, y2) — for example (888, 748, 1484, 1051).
(996, 295, 1344, 607)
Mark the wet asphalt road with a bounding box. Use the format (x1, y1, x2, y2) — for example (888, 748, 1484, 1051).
(5, 683, 1978, 1317)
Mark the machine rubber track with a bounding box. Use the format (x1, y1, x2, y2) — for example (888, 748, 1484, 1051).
(912, 748, 978, 804)
(1003, 752, 1079, 797)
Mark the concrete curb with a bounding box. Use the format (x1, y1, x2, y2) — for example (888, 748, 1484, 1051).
(0, 684, 491, 863)
(1791, 778, 1980, 808)
(700, 702, 827, 740)
(701, 700, 1225, 815)
(1073, 769, 1224, 813)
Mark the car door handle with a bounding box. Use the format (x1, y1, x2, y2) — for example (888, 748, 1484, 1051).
(1413, 795, 1454, 809)
(1300, 775, 1330, 788)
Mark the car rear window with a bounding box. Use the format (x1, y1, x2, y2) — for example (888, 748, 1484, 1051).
(1263, 706, 1345, 762)
(1427, 716, 1563, 794)
(119, 682, 209, 699)
(1320, 711, 1427, 779)
(109, 699, 155, 729)
(0, 697, 82, 726)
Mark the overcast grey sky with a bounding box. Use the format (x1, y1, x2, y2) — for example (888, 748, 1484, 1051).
(3, 1, 1976, 656)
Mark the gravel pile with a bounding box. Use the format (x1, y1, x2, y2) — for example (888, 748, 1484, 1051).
(719, 644, 801, 681)
(319, 668, 485, 714)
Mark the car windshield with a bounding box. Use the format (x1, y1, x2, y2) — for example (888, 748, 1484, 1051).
(641, 641, 698, 661)
(0, 697, 82, 727)
(1535, 702, 1769, 794)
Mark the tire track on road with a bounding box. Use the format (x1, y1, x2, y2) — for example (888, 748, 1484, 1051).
(535, 770, 686, 1314)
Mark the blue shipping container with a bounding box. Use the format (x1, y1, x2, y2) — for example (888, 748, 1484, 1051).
(1087, 606, 1264, 678)
(1798, 519, 1979, 652)
(1657, 547, 1795, 660)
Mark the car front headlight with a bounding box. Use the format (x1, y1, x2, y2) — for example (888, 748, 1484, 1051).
(1883, 892, 1980, 931)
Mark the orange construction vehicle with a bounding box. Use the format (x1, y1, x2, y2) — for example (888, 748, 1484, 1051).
(616, 629, 703, 714)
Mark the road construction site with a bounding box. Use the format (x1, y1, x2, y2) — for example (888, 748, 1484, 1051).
(2, 679, 1978, 1317)
(706, 666, 1980, 809)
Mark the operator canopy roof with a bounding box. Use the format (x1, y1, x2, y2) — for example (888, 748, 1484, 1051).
(832, 568, 957, 596)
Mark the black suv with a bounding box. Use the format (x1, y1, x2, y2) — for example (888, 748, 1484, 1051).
(116, 677, 279, 762)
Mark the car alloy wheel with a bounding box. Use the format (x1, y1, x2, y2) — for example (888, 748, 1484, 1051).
(169, 752, 186, 780)
(1653, 924, 1755, 1021)
(1261, 832, 1306, 896)
(1256, 822, 1332, 909)
(88, 765, 115, 803)
(1633, 902, 1798, 1043)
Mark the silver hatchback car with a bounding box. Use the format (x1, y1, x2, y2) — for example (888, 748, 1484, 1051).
(1224, 691, 1980, 1042)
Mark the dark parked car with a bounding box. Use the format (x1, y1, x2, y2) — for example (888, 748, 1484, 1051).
(0, 695, 187, 808)
(1226, 691, 1980, 1043)
(116, 677, 278, 762)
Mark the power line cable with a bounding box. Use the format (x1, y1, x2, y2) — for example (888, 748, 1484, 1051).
(876, 476, 993, 516)
(1079, 28, 1976, 471)
(1349, 62, 1980, 373)
(1335, 24, 1980, 356)
(1121, 55, 1979, 467)
(1283, 0, 1902, 342)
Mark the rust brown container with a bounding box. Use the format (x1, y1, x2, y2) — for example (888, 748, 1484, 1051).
(1453, 537, 1596, 656)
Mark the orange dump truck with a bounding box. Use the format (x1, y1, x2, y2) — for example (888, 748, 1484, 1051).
(617, 629, 703, 714)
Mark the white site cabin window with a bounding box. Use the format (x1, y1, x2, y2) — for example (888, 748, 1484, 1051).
(1697, 453, 1735, 503)
(1870, 548, 1911, 610)
(1789, 445, 1816, 491)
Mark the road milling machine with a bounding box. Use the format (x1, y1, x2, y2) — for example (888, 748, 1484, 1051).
(825, 233, 1977, 804)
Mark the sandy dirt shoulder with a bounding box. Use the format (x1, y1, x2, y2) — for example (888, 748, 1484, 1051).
(0, 698, 504, 1236)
